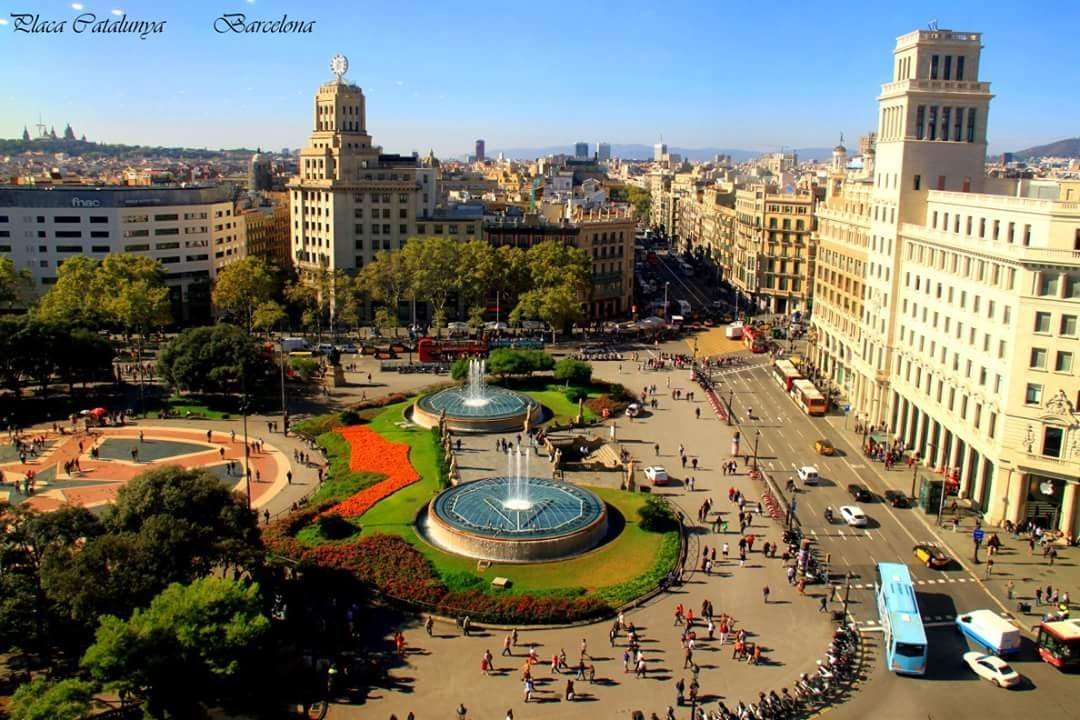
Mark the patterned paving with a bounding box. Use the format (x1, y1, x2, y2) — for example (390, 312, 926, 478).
(1, 426, 287, 511)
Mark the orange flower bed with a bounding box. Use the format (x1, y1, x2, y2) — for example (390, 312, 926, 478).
(324, 426, 420, 518)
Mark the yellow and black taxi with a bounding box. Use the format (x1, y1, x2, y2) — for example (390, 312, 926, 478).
(913, 542, 951, 569)
(814, 439, 836, 456)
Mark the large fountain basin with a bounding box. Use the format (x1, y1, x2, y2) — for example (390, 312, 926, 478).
(412, 386, 537, 433)
(423, 476, 608, 562)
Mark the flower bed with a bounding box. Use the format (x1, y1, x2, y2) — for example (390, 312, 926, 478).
(323, 426, 420, 518)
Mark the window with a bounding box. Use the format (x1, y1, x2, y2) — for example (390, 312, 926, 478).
(930, 55, 939, 79)
(90, 230, 109, 238)
(123, 229, 149, 238)
(1025, 384, 1043, 405)
(1034, 312, 1051, 333)
(956, 55, 965, 80)
(154, 228, 179, 236)
(155, 242, 180, 250)
(1039, 274, 1060, 296)
(913, 174, 921, 190)
(89, 216, 108, 224)
(55, 245, 83, 253)
(154, 213, 179, 222)
(1030, 348, 1047, 369)
(953, 108, 963, 141)
(1062, 315, 1078, 336)
(123, 243, 150, 252)
(1043, 427, 1064, 458)
(943, 55, 952, 80)
(915, 106, 925, 140)
(967, 108, 977, 142)
(941, 108, 951, 140)
(928, 106, 938, 140)
(1056, 352, 1073, 373)
(54, 216, 81, 223)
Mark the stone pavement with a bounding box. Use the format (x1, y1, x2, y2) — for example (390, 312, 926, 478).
(821, 413, 1076, 628)
(331, 342, 839, 720)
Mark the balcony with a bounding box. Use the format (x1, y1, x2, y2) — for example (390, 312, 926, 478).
(880, 78, 991, 96)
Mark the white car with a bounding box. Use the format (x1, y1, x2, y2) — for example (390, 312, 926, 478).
(839, 505, 868, 527)
(963, 652, 1021, 688)
(643, 466, 669, 485)
(625, 402, 642, 418)
(797, 465, 820, 485)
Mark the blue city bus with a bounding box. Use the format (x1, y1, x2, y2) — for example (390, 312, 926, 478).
(875, 562, 928, 675)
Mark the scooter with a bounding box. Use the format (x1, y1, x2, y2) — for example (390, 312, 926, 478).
(824, 505, 834, 523)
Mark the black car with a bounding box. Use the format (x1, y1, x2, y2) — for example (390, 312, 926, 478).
(847, 483, 873, 502)
(884, 490, 910, 508)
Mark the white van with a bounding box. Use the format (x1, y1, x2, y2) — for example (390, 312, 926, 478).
(677, 299, 692, 316)
(281, 337, 310, 353)
(956, 609, 1022, 656)
(725, 322, 744, 339)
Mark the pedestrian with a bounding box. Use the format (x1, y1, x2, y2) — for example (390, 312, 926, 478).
(457, 704, 467, 720)
(655, 443, 660, 456)
(503, 633, 512, 656)
(286, 470, 292, 484)
(985, 558, 994, 578)
(263, 509, 270, 525)
(425, 615, 434, 636)
(609, 625, 617, 647)
(695, 407, 701, 420)
(1006, 580, 1015, 600)
(1049, 546, 1058, 566)
(819, 595, 829, 613)
(623, 648, 631, 673)
(1035, 587, 1044, 605)
(762, 585, 770, 604)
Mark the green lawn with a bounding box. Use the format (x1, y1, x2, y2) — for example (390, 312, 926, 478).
(295, 399, 678, 601)
(156, 395, 236, 420)
(522, 385, 599, 424)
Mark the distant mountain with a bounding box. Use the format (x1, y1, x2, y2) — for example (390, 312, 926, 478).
(483, 144, 837, 163)
(1010, 137, 1080, 160)
(0, 136, 257, 160)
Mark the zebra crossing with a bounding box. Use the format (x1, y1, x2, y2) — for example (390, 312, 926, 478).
(844, 575, 978, 591)
(855, 608, 1013, 632)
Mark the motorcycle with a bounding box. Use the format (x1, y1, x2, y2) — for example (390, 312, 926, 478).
(824, 505, 834, 523)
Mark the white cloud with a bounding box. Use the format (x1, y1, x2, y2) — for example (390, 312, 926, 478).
(71, 3, 84, 10)
(395, 80, 404, 87)
(112, 8, 124, 16)
(0, 18, 8, 25)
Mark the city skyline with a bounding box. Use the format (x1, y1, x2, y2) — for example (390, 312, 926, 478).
(1, 1, 1077, 157)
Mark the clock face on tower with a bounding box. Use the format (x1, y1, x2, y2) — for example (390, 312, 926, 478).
(330, 54, 348, 81)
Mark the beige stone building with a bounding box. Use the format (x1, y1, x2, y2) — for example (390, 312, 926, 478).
(288, 58, 436, 285)
(733, 185, 816, 315)
(810, 28, 1080, 536)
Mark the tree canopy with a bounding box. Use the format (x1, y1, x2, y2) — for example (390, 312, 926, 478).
(81, 576, 270, 719)
(157, 324, 269, 394)
(0, 255, 34, 310)
(8, 677, 95, 720)
(212, 256, 280, 332)
(35, 255, 171, 334)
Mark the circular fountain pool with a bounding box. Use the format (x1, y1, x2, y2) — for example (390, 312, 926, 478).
(411, 358, 537, 433)
(423, 477, 608, 562)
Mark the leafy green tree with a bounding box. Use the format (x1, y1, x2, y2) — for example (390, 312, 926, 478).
(8, 677, 95, 720)
(493, 245, 531, 313)
(251, 300, 287, 335)
(402, 237, 460, 336)
(33, 256, 110, 328)
(455, 239, 497, 311)
(449, 357, 470, 381)
(0, 256, 33, 310)
(359, 250, 409, 336)
(82, 577, 271, 720)
(99, 255, 172, 341)
(157, 324, 265, 394)
(514, 285, 586, 340)
(625, 185, 652, 220)
(553, 358, 593, 385)
(12, 319, 70, 400)
(211, 257, 279, 332)
(58, 329, 115, 392)
(41, 467, 261, 628)
(525, 239, 591, 296)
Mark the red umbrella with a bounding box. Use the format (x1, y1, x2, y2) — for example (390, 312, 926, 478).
(89, 407, 107, 417)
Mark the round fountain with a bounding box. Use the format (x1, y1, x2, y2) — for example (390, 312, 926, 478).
(412, 358, 538, 433)
(423, 448, 608, 562)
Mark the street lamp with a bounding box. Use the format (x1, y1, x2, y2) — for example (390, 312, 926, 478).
(663, 281, 670, 322)
(752, 429, 761, 472)
(279, 338, 288, 434)
(727, 389, 734, 427)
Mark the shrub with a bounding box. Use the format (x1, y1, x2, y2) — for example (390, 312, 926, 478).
(585, 395, 629, 417)
(487, 348, 555, 377)
(638, 496, 679, 532)
(433, 428, 451, 488)
(606, 382, 632, 401)
(317, 513, 358, 540)
(289, 356, 320, 382)
(450, 358, 470, 381)
(553, 358, 592, 385)
(563, 386, 589, 403)
(338, 409, 361, 426)
(292, 413, 339, 440)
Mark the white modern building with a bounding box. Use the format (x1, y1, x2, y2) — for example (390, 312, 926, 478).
(811, 28, 1080, 537)
(0, 184, 239, 322)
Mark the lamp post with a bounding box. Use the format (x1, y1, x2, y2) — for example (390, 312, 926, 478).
(842, 571, 853, 616)
(663, 281, 670, 322)
(752, 429, 761, 473)
(279, 338, 288, 433)
(727, 389, 734, 427)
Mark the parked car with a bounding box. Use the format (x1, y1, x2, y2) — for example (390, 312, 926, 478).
(962, 652, 1021, 688)
(625, 402, 642, 418)
(315, 343, 335, 356)
(847, 483, 873, 502)
(814, 439, 836, 456)
(884, 489, 910, 508)
(797, 465, 820, 485)
(839, 505, 868, 527)
(913, 542, 950, 569)
(643, 466, 669, 485)
(339, 343, 358, 354)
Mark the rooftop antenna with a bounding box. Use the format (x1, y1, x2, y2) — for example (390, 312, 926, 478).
(34, 113, 46, 139)
(928, 19, 939, 31)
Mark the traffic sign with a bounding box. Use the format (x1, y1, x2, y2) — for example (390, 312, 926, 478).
(842, 404, 851, 414)
(973, 528, 985, 543)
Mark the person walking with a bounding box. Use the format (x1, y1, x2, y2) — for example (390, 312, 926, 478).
(1006, 580, 1015, 600)
(1048, 546, 1059, 566)
(425, 615, 434, 637)
(1035, 586, 1044, 605)
(762, 585, 771, 604)
(503, 633, 513, 656)
(985, 558, 994, 578)
(819, 595, 829, 613)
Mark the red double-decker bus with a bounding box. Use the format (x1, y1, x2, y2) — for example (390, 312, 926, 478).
(417, 338, 487, 363)
(1036, 618, 1080, 670)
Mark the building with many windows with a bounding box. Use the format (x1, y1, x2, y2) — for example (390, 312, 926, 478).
(810, 28, 1080, 536)
(288, 58, 436, 285)
(0, 184, 238, 322)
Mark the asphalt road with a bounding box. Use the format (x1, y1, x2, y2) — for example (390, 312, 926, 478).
(720, 362, 1078, 718)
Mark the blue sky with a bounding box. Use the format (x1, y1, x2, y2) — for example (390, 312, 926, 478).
(1, 0, 1076, 156)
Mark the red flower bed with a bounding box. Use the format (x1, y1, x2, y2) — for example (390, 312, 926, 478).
(324, 426, 420, 518)
(305, 535, 447, 605)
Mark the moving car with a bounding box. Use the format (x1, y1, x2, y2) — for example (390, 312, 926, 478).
(884, 490, 910, 508)
(962, 652, 1021, 688)
(847, 483, 873, 502)
(814, 439, 836, 456)
(797, 465, 820, 485)
(643, 466, 669, 485)
(339, 343, 358, 354)
(956, 610, 1022, 656)
(839, 505, 868, 527)
(625, 402, 642, 418)
(913, 543, 951, 569)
